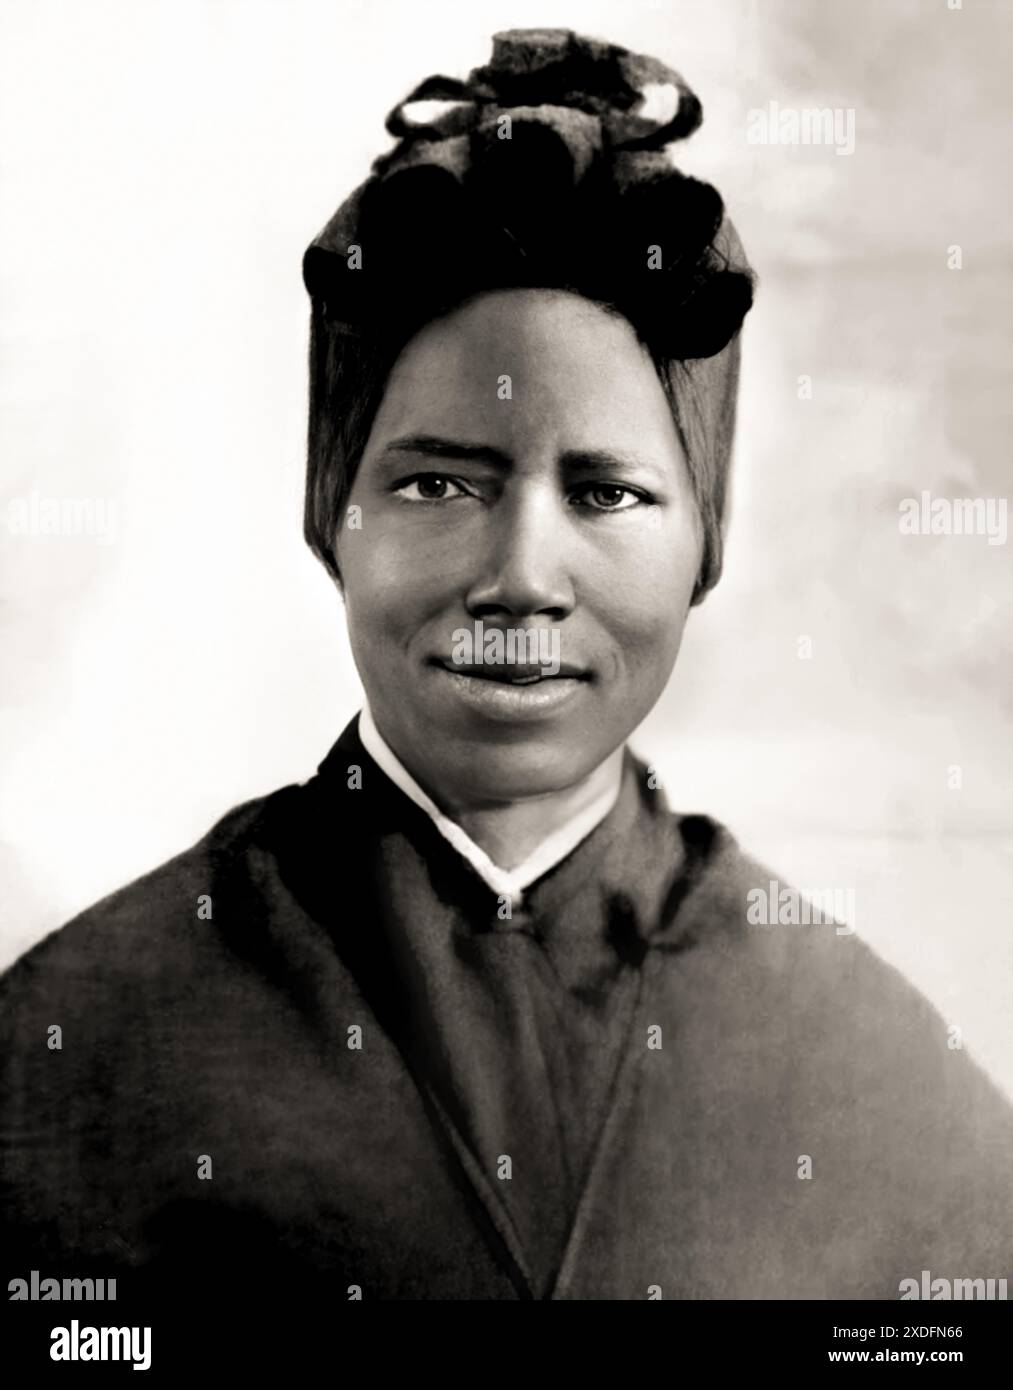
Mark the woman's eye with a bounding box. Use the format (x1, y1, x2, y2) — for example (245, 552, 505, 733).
(395, 474, 468, 502)
(572, 484, 644, 512)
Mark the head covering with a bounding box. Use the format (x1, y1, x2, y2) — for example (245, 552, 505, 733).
(302, 27, 756, 602)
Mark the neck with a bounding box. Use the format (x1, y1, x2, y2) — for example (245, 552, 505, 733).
(361, 705, 624, 871)
(444, 751, 625, 870)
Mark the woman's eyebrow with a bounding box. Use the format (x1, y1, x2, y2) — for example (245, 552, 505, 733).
(558, 449, 656, 478)
(377, 434, 512, 468)
(376, 435, 657, 477)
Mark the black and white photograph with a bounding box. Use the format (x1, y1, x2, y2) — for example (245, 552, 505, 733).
(1, 0, 1010, 1369)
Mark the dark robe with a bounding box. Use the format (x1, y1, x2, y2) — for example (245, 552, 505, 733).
(2, 716, 1011, 1301)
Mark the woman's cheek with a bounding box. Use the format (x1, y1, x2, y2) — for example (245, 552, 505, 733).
(596, 530, 696, 628)
(340, 519, 412, 602)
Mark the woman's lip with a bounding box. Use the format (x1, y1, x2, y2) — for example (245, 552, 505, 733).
(435, 661, 588, 684)
(433, 666, 589, 721)
(432, 659, 590, 682)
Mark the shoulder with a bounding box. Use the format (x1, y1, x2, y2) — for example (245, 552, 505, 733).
(665, 811, 942, 1050)
(636, 809, 1013, 1286)
(0, 782, 302, 1015)
(660, 806, 1013, 1150)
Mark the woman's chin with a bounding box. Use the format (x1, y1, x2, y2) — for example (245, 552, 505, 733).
(430, 742, 606, 806)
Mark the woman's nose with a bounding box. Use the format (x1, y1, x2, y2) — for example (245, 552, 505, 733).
(464, 484, 575, 620)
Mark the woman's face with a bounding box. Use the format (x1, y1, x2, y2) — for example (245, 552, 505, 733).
(337, 288, 702, 807)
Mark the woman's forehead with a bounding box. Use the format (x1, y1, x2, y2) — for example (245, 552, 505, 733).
(367, 289, 680, 454)
(407, 287, 639, 358)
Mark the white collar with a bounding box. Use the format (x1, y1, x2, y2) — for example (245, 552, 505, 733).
(357, 703, 621, 908)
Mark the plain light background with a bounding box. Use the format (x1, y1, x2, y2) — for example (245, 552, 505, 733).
(2, 0, 1011, 1095)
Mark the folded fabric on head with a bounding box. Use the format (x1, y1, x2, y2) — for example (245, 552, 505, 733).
(301, 27, 758, 604)
(302, 26, 754, 362)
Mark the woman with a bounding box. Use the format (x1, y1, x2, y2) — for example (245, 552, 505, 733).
(2, 28, 1011, 1305)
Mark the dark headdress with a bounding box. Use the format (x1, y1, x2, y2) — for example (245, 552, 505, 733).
(302, 28, 756, 602)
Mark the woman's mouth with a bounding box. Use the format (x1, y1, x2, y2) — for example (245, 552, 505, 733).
(429, 660, 592, 720)
(439, 662, 581, 685)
